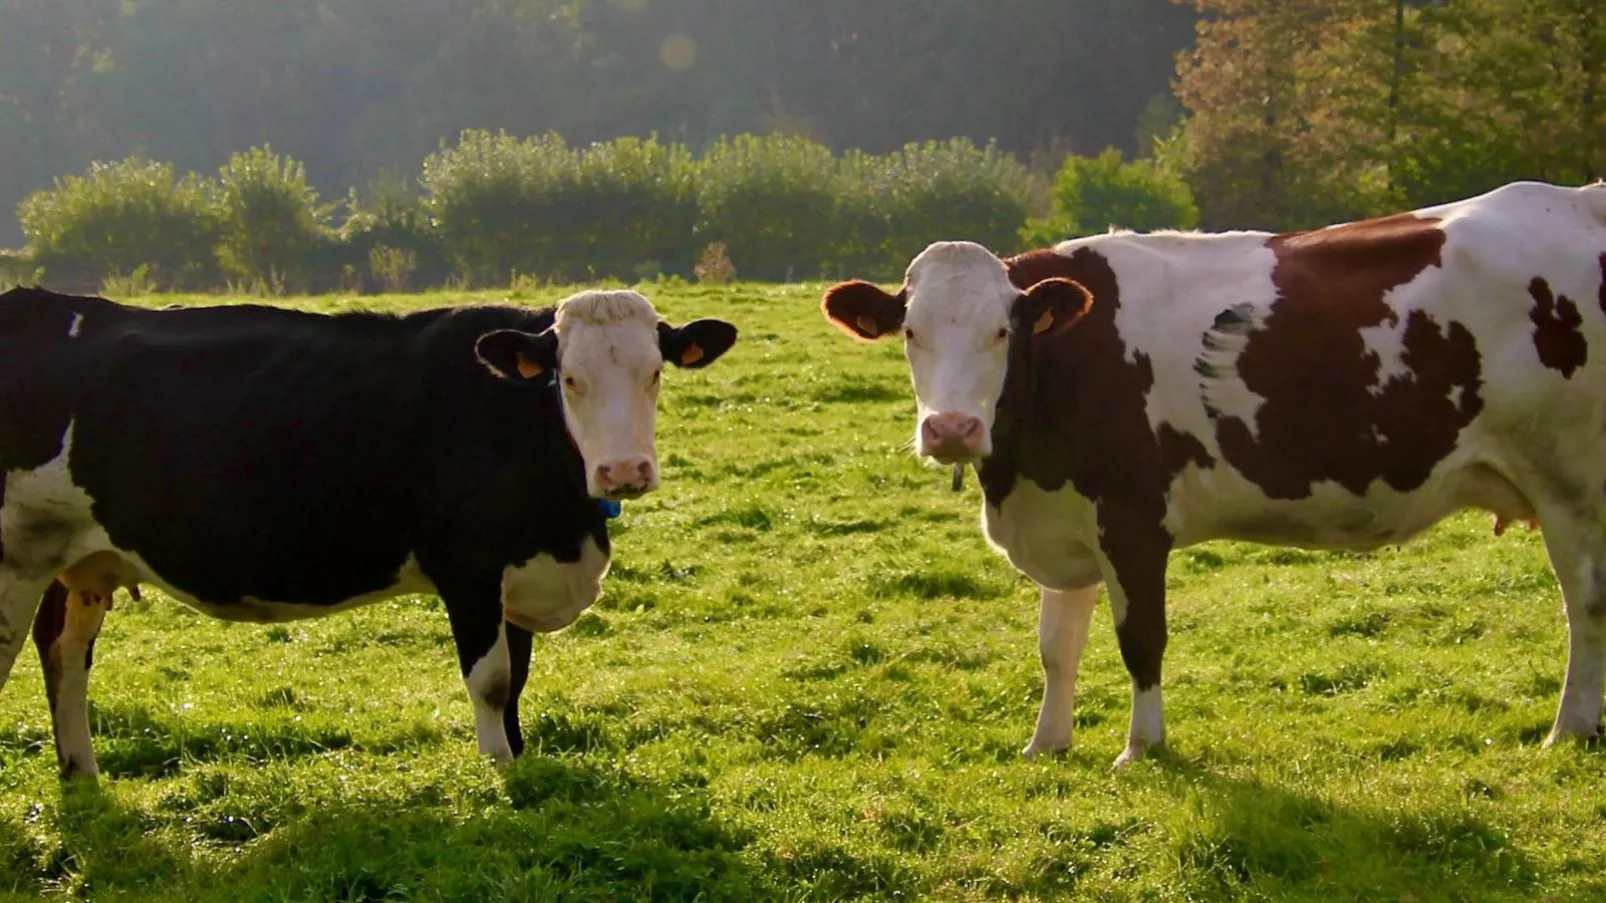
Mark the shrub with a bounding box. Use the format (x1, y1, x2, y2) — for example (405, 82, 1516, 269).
(695, 134, 842, 281)
(844, 139, 1039, 278)
(421, 130, 573, 286)
(558, 137, 700, 281)
(693, 242, 737, 285)
(215, 146, 333, 290)
(17, 157, 220, 290)
(1020, 148, 1199, 247)
(341, 170, 450, 291)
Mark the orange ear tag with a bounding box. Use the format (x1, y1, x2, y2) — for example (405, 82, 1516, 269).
(855, 315, 880, 337)
(1031, 309, 1055, 335)
(681, 343, 705, 366)
(515, 353, 544, 379)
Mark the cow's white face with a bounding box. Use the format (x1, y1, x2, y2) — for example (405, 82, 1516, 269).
(823, 241, 1092, 465)
(475, 290, 737, 500)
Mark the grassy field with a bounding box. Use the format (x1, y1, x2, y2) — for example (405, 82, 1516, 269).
(1, 281, 1603, 902)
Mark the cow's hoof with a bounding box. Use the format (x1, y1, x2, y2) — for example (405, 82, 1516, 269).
(1543, 725, 1604, 749)
(1111, 742, 1158, 769)
(1021, 740, 1070, 760)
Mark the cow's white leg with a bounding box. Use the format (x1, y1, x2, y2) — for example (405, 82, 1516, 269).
(1023, 583, 1099, 758)
(33, 581, 108, 778)
(0, 569, 56, 692)
(464, 623, 514, 763)
(1101, 531, 1171, 768)
(1537, 514, 1606, 745)
(442, 585, 516, 765)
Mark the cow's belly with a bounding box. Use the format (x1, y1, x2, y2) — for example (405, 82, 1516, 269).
(501, 535, 609, 633)
(1171, 460, 1535, 551)
(983, 480, 1103, 589)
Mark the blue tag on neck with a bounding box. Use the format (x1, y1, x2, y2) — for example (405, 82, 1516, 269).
(597, 498, 623, 519)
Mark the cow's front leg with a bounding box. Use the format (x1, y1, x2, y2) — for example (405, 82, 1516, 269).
(1101, 522, 1172, 767)
(441, 581, 515, 764)
(502, 622, 533, 759)
(1023, 583, 1099, 758)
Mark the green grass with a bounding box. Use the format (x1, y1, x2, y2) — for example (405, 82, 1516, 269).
(2, 282, 1604, 901)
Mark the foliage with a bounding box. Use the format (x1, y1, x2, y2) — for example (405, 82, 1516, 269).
(1, 283, 1601, 902)
(1173, 0, 1606, 230)
(694, 134, 843, 281)
(1021, 148, 1200, 245)
(214, 146, 333, 290)
(17, 158, 221, 290)
(693, 242, 737, 285)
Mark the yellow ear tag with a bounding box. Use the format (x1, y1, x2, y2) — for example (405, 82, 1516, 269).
(681, 343, 705, 366)
(515, 353, 544, 379)
(1032, 309, 1055, 335)
(855, 315, 880, 337)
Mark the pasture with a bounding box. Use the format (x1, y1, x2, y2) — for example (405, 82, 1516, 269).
(0, 281, 1601, 902)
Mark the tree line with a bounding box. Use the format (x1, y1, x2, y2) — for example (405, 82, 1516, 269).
(2, 0, 1601, 286)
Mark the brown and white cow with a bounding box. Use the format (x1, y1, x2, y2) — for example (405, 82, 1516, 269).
(823, 180, 1606, 766)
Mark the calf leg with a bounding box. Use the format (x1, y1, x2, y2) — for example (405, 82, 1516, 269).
(1537, 516, 1606, 744)
(442, 585, 515, 764)
(1022, 583, 1099, 758)
(32, 581, 108, 778)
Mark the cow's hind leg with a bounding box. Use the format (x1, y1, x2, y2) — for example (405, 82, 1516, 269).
(1023, 583, 1099, 758)
(1537, 512, 1606, 744)
(32, 580, 109, 778)
(0, 567, 59, 692)
(502, 622, 533, 759)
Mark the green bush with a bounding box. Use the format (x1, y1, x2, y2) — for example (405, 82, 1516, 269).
(1020, 148, 1199, 247)
(844, 139, 1037, 279)
(341, 170, 451, 291)
(17, 157, 220, 290)
(215, 146, 333, 290)
(557, 136, 699, 281)
(421, 130, 573, 286)
(695, 134, 842, 281)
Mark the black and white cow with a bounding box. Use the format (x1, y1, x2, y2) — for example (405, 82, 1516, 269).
(0, 286, 736, 777)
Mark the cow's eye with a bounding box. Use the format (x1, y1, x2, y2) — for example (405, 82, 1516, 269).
(995, 327, 1009, 341)
(563, 376, 579, 391)
(904, 328, 917, 343)
(650, 368, 661, 385)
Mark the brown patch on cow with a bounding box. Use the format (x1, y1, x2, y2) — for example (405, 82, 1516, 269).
(981, 247, 1210, 690)
(1528, 277, 1587, 377)
(1212, 214, 1483, 500)
(1599, 253, 1606, 317)
(480, 671, 511, 711)
(1158, 423, 1215, 478)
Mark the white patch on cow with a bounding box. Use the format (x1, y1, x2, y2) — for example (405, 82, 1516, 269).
(501, 534, 608, 633)
(1062, 231, 1279, 443)
(67, 313, 84, 338)
(464, 622, 514, 763)
(1358, 317, 1411, 389)
(552, 290, 665, 499)
(899, 242, 1019, 459)
(1114, 686, 1165, 767)
(3, 422, 100, 573)
(983, 479, 1101, 590)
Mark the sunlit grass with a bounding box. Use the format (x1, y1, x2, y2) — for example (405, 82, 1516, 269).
(1, 282, 1602, 901)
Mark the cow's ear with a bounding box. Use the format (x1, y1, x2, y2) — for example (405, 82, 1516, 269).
(1011, 277, 1093, 339)
(474, 328, 558, 381)
(658, 319, 738, 369)
(822, 280, 906, 341)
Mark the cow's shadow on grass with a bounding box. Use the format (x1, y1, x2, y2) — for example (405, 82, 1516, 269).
(1134, 753, 1540, 901)
(41, 755, 784, 902)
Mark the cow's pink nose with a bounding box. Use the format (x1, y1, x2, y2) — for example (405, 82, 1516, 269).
(595, 456, 656, 497)
(920, 413, 984, 459)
